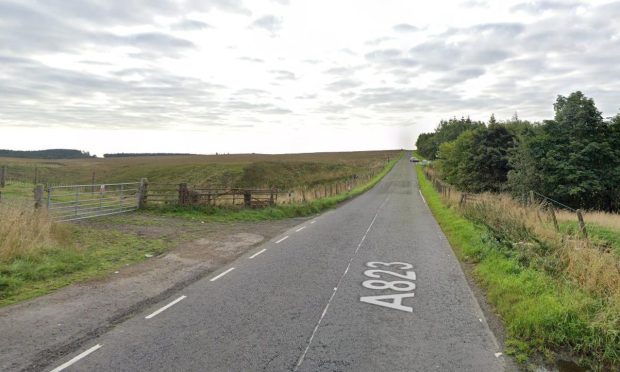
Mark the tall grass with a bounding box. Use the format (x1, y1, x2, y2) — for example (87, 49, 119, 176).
(0, 201, 169, 306)
(418, 166, 620, 370)
(558, 209, 620, 230)
(0, 202, 64, 262)
(457, 194, 620, 299)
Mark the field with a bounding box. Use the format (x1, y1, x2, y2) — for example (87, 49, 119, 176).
(0, 151, 401, 306)
(418, 165, 620, 370)
(0, 150, 399, 189)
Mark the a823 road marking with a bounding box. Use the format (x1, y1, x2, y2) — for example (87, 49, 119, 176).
(360, 262, 416, 313)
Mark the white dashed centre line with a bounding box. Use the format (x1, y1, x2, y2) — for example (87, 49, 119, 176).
(310, 220, 316, 224)
(49, 344, 102, 372)
(249, 249, 266, 259)
(275, 236, 289, 244)
(295, 226, 306, 232)
(210, 267, 235, 282)
(294, 195, 390, 371)
(145, 295, 187, 319)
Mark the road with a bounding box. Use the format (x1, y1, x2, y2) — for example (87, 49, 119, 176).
(47, 156, 505, 372)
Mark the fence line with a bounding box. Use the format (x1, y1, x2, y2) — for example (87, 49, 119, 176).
(421, 165, 588, 238)
(1, 166, 380, 221)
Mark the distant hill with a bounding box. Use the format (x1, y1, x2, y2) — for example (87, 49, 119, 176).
(103, 153, 193, 158)
(0, 149, 94, 159)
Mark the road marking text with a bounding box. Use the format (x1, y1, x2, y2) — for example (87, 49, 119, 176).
(360, 262, 416, 313)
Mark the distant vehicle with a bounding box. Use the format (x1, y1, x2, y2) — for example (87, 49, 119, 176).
(409, 157, 419, 163)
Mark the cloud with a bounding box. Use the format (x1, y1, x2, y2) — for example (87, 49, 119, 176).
(393, 23, 420, 33)
(0, 56, 229, 129)
(124, 32, 195, 49)
(472, 22, 525, 36)
(365, 36, 395, 46)
(251, 15, 283, 33)
(239, 56, 265, 63)
(460, 0, 487, 7)
(511, 0, 583, 14)
(1, 0, 619, 144)
(0, 2, 195, 56)
(270, 70, 296, 80)
(172, 19, 213, 31)
(365, 49, 402, 61)
(437, 67, 486, 85)
(326, 79, 363, 91)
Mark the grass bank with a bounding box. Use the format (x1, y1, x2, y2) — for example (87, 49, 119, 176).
(152, 155, 401, 222)
(416, 165, 619, 371)
(0, 203, 169, 307)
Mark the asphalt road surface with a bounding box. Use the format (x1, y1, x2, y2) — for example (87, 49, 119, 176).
(48, 156, 504, 372)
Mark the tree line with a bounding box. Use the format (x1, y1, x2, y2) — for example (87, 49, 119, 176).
(0, 149, 94, 159)
(415, 91, 620, 211)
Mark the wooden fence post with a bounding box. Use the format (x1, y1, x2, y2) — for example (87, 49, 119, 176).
(0, 165, 5, 188)
(138, 178, 148, 208)
(270, 189, 275, 206)
(529, 190, 535, 206)
(243, 191, 252, 208)
(576, 209, 587, 238)
(178, 183, 189, 206)
(459, 193, 466, 207)
(33, 184, 43, 209)
(549, 205, 559, 232)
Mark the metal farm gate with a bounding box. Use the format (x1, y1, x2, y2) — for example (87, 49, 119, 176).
(46, 182, 140, 222)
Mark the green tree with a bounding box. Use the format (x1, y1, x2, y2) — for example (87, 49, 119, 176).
(415, 117, 484, 160)
(512, 91, 620, 210)
(415, 132, 437, 159)
(438, 124, 516, 192)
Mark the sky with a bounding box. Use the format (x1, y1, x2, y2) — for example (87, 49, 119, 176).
(1, 0, 619, 156)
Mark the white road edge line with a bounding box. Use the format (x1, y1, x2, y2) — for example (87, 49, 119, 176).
(419, 189, 427, 204)
(275, 236, 289, 244)
(210, 267, 235, 282)
(145, 295, 187, 319)
(294, 195, 389, 371)
(310, 220, 316, 224)
(249, 249, 267, 259)
(295, 226, 306, 232)
(49, 344, 102, 372)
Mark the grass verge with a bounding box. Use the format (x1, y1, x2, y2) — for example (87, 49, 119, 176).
(151, 155, 401, 222)
(416, 165, 619, 370)
(0, 211, 169, 307)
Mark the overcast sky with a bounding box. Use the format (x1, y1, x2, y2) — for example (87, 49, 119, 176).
(1, 0, 619, 155)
